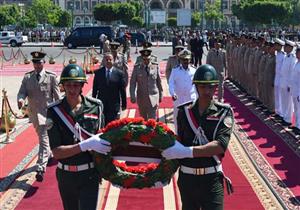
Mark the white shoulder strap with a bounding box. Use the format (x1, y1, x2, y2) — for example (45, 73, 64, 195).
(53, 106, 93, 141)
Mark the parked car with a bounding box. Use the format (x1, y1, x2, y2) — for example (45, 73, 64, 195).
(0, 31, 28, 47)
(64, 26, 115, 49)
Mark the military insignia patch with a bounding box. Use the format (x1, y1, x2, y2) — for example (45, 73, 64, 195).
(46, 118, 54, 130)
(204, 72, 213, 81)
(69, 68, 79, 77)
(223, 116, 233, 128)
(35, 52, 39, 57)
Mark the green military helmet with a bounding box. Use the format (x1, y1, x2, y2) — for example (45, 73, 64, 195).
(60, 64, 87, 84)
(193, 64, 219, 85)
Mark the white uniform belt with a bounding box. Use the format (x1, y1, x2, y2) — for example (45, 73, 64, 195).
(180, 164, 222, 175)
(57, 162, 94, 172)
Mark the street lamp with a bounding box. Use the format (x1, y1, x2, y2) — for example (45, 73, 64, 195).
(70, 1, 74, 28)
(18, 3, 25, 29)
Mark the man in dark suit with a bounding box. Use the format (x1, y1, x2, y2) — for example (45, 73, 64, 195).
(190, 31, 206, 67)
(92, 53, 127, 125)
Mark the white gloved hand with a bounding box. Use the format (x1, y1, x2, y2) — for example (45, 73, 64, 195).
(161, 141, 193, 160)
(79, 135, 111, 154)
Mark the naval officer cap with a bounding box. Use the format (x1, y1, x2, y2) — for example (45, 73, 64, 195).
(142, 41, 153, 49)
(31, 51, 46, 63)
(274, 38, 285, 46)
(285, 40, 295, 47)
(109, 41, 120, 50)
(178, 49, 192, 59)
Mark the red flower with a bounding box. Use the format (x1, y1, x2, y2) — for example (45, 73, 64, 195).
(140, 134, 151, 143)
(145, 119, 157, 128)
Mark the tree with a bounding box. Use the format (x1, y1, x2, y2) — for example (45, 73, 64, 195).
(128, 0, 143, 17)
(204, 0, 224, 23)
(232, 1, 291, 25)
(192, 11, 201, 28)
(130, 16, 143, 28)
(116, 3, 136, 25)
(0, 4, 20, 27)
(94, 4, 118, 23)
(55, 10, 72, 27)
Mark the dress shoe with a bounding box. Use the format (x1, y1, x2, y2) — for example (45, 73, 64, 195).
(281, 121, 292, 127)
(35, 171, 44, 182)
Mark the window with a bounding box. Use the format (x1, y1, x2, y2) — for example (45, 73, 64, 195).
(83, 1, 89, 10)
(222, 0, 228, 10)
(75, 1, 80, 10)
(150, 2, 162, 9)
(169, 2, 180, 9)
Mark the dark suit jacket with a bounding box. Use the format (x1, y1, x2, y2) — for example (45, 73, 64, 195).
(92, 66, 127, 124)
(190, 37, 205, 55)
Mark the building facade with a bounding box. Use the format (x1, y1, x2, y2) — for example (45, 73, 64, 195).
(61, 0, 238, 27)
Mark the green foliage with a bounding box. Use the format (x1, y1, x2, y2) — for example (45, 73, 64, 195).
(0, 4, 20, 27)
(94, 2, 136, 24)
(233, 1, 292, 24)
(204, 0, 224, 21)
(116, 3, 136, 25)
(130, 16, 144, 28)
(128, 0, 143, 17)
(168, 17, 177, 27)
(191, 11, 201, 28)
(94, 4, 118, 22)
(22, 8, 37, 28)
(55, 10, 72, 27)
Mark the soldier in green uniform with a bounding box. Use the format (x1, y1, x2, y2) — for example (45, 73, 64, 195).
(162, 64, 234, 210)
(47, 64, 111, 210)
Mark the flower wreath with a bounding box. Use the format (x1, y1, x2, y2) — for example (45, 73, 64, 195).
(93, 117, 179, 189)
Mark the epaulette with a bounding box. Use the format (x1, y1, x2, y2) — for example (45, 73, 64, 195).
(47, 99, 62, 108)
(25, 70, 35, 75)
(178, 101, 194, 110)
(151, 55, 157, 58)
(45, 70, 56, 75)
(151, 61, 159, 65)
(190, 65, 197, 69)
(86, 96, 102, 106)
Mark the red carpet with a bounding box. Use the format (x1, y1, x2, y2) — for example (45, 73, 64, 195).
(224, 88, 300, 198)
(127, 97, 174, 109)
(0, 126, 37, 195)
(15, 161, 63, 210)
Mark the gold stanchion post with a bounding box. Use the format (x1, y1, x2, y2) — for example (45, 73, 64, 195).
(2, 89, 14, 143)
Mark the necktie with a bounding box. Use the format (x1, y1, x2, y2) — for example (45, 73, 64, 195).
(145, 66, 149, 75)
(36, 73, 41, 82)
(216, 50, 219, 56)
(106, 70, 110, 85)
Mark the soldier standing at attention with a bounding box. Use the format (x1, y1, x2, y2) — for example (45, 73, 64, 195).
(206, 42, 227, 102)
(165, 45, 184, 82)
(162, 64, 234, 210)
(274, 38, 285, 118)
(130, 48, 163, 120)
(101, 42, 128, 85)
(17, 51, 60, 182)
(280, 40, 296, 126)
(47, 64, 111, 210)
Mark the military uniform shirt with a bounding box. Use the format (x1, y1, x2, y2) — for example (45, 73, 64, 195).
(47, 96, 104, 165)
(168, 64, 197, 107)
(177, 100, 234, 168)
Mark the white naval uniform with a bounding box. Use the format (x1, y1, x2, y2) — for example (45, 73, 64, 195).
(274, 50, 285, 116)
(168, 64, 197, 133)
(280, 53, 297, 123)
(292, 61, 300, 128)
